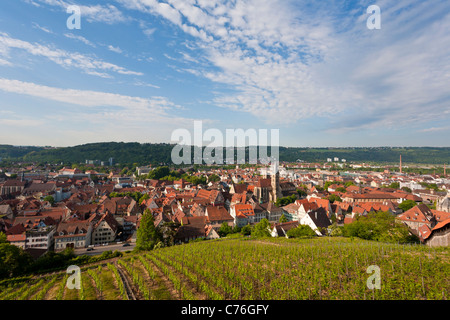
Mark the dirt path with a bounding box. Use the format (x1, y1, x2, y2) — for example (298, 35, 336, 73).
(115, 262, 137, 300)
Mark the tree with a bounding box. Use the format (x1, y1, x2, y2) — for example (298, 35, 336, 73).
(286, 225, 316, 238)
(398, 200, 417, 212)
(327, 194, 342, 203)
(387, 182, 400, 189)
(158, 221, 179, 247)
(251, 218, 271, 238)
(401, 186, 412, 193)
(0, 243, 33, 279)
(135, 210, 161, 251)
(279, 214, 288, 223)
(342, 211, 418, 243)
(240, 224, 252, 236)
(208, 174, 220, 183)
(275, 194, 297, 207)
(218, 222, 233, 237)
(296, 188, 307, 198)
(43, 195, 55, 205)
(0, 232, 7, 244)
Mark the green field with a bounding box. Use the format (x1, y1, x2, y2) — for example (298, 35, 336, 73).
(1, 237, 448, 300)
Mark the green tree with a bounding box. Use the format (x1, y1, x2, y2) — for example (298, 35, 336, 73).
(342, 211, 417, 243)
(0, 232, 7, 244)
(135, 210, 161, 251)
(387, 182, 400, 189)
(251, 218, 271, 238)
(218, 222, 233, 237)
(279, 214, 288, 223)
(275, 194, 297, 207)
(296, 188, 307, 197)
(240, 224, 252, 236)
(158, 221, 178, 247)
(43, 195, 55, 205)
(208, 174, 220, 183)
(329, 223, 343, 237)
(401, 186, 412, 193)
(327, 194, 342, 203)
(398, 200, 417, 212)
(286, 225, 316, 238)
(0, 243, 33, 279)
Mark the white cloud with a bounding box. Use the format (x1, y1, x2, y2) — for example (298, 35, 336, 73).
(107, 45, 123, 54)
(117, 0, 450, 130)
(64, 33, 96, 47)
(0, 32, 142, 77)
(0, 78, 208, 146)
(0, 78, 170, 113)
(32, 22, 53, 34)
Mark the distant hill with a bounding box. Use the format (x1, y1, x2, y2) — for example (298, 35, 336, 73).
(0, 143, 449, 165)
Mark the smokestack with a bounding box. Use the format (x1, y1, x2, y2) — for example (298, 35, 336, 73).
(445, 164, 446, 177)
(399, 155, 402, 174)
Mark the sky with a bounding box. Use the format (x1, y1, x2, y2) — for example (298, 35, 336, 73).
(0, 0, 449, 148)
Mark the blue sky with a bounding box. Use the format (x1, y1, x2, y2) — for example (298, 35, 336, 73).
(0, 0, 449, 147)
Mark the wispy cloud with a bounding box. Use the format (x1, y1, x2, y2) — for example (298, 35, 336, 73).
(0, 32, 142, 77)
(419, 126, 450, 133)
(64, 33, 96, 47)
(0, 78, 169, 114)
(32, 22, 53, 34)
(107, 45, 123, 54)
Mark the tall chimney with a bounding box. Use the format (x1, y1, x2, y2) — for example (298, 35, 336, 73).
(399, 155, 402, 174)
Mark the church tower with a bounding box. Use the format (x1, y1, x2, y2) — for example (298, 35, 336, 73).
(270, 161, 282, 202)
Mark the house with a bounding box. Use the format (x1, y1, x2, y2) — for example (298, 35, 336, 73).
(230, 203, 255, 227)
(281, 203, 301, 221)
(54, 218, 93, 251)
(271, 221, 299, 238)
(205, 205, 234, 230)
(0, 204, 13, 219)
(5, 223, 27, 249)
(260, 201, 284, 223)
(91, 212, 119, 245)
(423, 218, 450, 247)
(309, 198, 333, 218)
(0, 180, 26, 197)
(299, 207, 331, 236)
(396, 204, 436, 237)
(175, 216, 213, 243)
(22, 183, 57, 198)
(196, 189, 225, 206)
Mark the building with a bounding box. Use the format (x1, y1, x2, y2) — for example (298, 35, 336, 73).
(270, 221, 299, 238)
(299, 207, 331, 236)
(396, 204, 436, 239)
(205, 205, 234, 230)
(423, 219, 450, 247)
(230, 203, 255, 227)
(91, 212, 119, 245)
(0, 180, 26, 196)
(436, 193, 450, 212)
(54, 219, 93, 251)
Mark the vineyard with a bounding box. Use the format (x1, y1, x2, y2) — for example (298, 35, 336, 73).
(0, 237, 448, 300)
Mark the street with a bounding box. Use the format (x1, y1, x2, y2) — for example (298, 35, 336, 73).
(74, 242, 136, 256)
